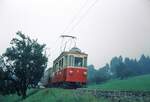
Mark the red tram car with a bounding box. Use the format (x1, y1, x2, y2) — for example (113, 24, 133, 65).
(49, 47, 88, 88)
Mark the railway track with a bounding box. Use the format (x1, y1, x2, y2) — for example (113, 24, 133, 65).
(76, 88, 150, 98)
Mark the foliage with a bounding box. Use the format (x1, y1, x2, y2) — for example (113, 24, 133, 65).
(87, 65, 96, 83)
(88, 64, 111, 84)
(2, 31, 48, 98)
(0, 56, 14, 95)
(115, 62, 133, 79)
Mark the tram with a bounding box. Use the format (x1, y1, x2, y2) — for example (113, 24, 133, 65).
(49, 36, 88, 88)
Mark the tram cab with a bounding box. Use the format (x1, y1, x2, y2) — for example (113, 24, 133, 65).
(51, 47, 88, 88)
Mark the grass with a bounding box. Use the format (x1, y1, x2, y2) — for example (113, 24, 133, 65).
(0, 88, 109, 102)
(0, 94, 20, 102)
(22, 88, 109, 102)
(88, 74, 150, 91)
(0, 89, 39, 102)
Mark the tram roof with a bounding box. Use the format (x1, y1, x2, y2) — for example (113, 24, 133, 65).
(53, 51, 88, 63)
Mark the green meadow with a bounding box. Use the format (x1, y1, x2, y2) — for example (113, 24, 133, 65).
(88, 74, 150, 91)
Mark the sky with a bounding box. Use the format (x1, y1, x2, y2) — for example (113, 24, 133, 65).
(0, 0, 150, 68)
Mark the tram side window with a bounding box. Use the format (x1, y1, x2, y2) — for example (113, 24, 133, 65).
(69, 55, 74, 66)
(59, 58, 63, 69)
(64, 56, 67, 67)
(59, 60, 61, 69)
(61, 58, 63, 68)
(74, 57, 83, 67)
(54, 62, 58, 72)
(84, 57, 87, 67)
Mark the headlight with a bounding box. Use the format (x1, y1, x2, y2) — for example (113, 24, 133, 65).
(83, 71, 87, 76)
(69, 70, 73, 74)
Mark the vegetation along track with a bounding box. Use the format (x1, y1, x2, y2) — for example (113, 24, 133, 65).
(75, 88, 150, 102)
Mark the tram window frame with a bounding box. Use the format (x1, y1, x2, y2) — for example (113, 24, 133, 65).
(74, 57, 83, 67)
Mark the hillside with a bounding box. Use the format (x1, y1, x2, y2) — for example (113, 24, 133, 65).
(88, 74, 150, 91)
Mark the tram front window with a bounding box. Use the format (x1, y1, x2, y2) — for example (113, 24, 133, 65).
(74, 57, 83, 67)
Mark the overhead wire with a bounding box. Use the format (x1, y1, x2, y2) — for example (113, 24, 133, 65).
(62, 0, 90, 34)
(67, 0, 99, 33)
(61, 37, 73, 52)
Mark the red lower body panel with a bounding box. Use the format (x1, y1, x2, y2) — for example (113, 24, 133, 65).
(51, 67, 87, 84)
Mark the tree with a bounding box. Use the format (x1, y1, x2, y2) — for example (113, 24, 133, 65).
(0, 56, 5, 94)
(124, 58, 139, 76)
(139, 55, 150, 74)
(110, 56, 123, 77)
(115, 62, 133, 79)
(0, 56, 13, 95)
(87, 65, 97, 83)
(0, 56, 5, 80)
(3, 31, 48, 98)
(94, 64, 111, 84)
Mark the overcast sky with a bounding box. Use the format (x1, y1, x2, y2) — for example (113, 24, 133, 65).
(0, 0, 150, 68)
